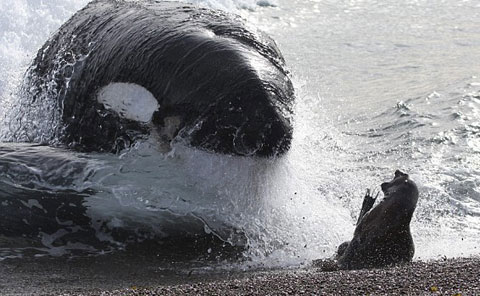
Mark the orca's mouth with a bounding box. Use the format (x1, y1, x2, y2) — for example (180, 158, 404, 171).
(231, 116, 292, 157)
(183, 100, 293, 157)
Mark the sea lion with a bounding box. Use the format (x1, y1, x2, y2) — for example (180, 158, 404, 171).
(316, 170, 419, 270)
(21, 0, 294, 157)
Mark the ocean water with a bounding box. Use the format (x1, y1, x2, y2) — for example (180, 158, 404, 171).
(0, 0, 479, 268)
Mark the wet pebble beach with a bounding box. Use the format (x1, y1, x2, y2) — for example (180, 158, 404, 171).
(96, 257, 479, 296)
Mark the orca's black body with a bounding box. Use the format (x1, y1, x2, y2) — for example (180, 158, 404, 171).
(0, 143, 97, 247)
(25, 0, 294, 156)
(0, 143, 246, 257)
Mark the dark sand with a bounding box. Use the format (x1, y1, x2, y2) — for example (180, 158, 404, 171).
(2, 255, 479, 295)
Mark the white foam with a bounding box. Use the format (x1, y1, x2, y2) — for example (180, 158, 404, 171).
(0, 0, 90, 141)
(161, 0, 278, 11)
(97, 83, 159, 123)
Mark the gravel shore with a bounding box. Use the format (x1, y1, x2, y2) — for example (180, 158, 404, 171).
(2, 256, 479, 295)
(105, 257, 479, 296)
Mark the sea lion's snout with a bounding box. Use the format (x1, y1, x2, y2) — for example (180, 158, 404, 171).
(394, 170, 408, 178)
(381, 170, 416, 198)
(380, 169, 419, 217)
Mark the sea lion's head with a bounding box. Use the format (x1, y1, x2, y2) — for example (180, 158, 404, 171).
(381, 170, 419, 219)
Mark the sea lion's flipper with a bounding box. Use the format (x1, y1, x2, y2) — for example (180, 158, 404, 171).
(336, 241, 350, 258)
(356, 189, 378, 225)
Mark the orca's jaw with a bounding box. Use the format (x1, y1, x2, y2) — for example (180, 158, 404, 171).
(186, 94, 293, 157)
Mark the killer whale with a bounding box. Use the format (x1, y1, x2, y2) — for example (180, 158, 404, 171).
(23, 0, 294, 157)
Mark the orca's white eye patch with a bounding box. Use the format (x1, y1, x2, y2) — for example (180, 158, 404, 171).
(97, 83, 159, 123)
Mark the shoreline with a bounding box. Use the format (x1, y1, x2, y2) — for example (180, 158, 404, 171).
(2, 255, 479, 295)
(111, 257, 480, 295)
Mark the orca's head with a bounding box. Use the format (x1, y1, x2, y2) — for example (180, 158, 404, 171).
(96, 32, 294, 157)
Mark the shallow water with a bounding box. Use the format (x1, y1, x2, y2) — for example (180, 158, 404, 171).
(0, 0, 480, 268)
(249, 0, 480, 260)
